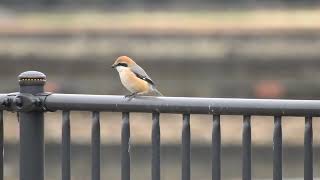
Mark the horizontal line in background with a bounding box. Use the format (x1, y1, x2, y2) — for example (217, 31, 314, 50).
(0, 28, 319, 37)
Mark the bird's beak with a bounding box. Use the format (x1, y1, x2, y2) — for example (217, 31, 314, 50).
(111, 64, 116, 68)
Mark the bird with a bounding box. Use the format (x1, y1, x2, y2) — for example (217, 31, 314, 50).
(112, 56, 163, 99)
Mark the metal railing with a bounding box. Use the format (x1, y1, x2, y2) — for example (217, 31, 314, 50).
(0, 71, 317, 180)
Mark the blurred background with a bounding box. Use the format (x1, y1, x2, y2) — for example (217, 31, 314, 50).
(1, 0, 320, 179)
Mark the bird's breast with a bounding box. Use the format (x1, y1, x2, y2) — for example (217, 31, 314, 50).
(119, 69, 149, 93)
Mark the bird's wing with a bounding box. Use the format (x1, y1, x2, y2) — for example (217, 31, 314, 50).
(131, 65, 155, 85)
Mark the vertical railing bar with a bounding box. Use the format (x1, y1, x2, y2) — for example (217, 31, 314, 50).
(304, 116, 313, 180)
(242, 115, 251, 180)
(92, 111, 100, 180)
(212, 115, 221, 180)
(62, 110, 71, 180)
(121, 112, 130, 180)
(152, 112, 160, 180)
(273, 116, 282, 180)
(182, 113, 190, 180)
(0, 111, 3, 180)
(19, 71, 45, 180)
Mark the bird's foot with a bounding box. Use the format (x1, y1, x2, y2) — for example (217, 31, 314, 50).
(125, 92, 137, 98)
(124, 92, 138, 100)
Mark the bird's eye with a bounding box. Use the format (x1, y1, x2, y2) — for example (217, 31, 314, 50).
(118, 63, 128, 67)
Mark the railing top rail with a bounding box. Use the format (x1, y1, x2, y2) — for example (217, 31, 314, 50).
(28, 93, 320, 116)
(1, 93, 320, 116)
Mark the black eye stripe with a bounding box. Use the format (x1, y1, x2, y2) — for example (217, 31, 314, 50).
(117, 63, 128, 67)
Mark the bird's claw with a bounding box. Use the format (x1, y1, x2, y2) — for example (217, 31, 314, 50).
(124, 93, 136, 98)
(124, 93, 137, 100)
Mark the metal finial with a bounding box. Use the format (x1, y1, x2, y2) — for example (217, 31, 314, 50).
(18, 71, 46, 86)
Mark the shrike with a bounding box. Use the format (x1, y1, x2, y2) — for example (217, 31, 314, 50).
(112, 56, 163, 99)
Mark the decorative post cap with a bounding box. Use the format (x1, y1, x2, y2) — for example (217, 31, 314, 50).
(18, 71, 46, 86)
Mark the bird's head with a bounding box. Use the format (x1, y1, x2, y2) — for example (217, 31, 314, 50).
(112, 56, 136, 71)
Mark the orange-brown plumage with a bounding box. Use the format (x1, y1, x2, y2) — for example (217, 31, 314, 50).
(120, 68, 149, 93)
(112, 56, 136, 68)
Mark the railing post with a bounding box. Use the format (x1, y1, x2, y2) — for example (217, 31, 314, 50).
(18, 71, 46, 180)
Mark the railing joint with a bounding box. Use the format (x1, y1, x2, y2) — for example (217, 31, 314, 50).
(1, 92, 54, 112)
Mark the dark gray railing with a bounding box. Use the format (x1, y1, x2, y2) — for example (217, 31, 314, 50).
(0, 71, 318, 180)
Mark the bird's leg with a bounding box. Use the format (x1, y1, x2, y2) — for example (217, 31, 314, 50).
(125, 91, 149, 101)
(125, 92, 138, 99)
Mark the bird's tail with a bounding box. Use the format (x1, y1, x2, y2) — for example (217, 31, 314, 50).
(151, 86, 163, 96)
